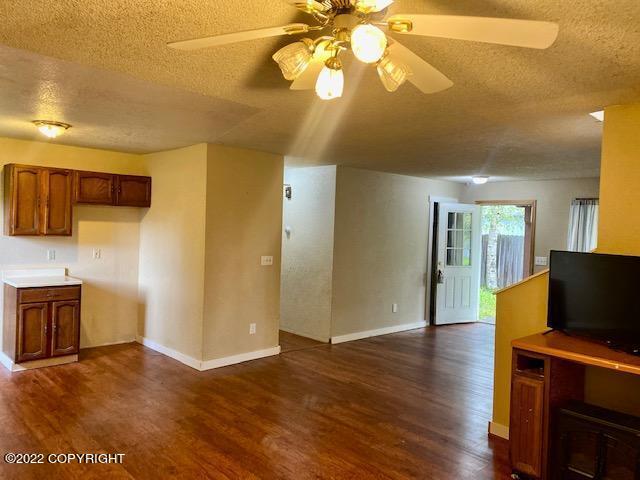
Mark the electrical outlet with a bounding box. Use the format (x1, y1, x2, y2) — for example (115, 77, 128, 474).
(92, 248, 102, 260)
(47, 249, 56, 261)
(249, 323, 257, 335)
(535, 256, 548, 266)
(261, 256, 274, 266)
(392, 303, 399, 313)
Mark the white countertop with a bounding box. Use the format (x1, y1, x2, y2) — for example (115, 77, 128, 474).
(2, 268, 83, 289)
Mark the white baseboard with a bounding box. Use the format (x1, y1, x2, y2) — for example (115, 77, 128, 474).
(136, 336, 281, 372)
(0, 352, 13, 372)
(0, 352, 78, 372)
(488, 421, 509, 440)
(331, 321, 427, 344)
(200, 346, 281, 371)
(136, 335, 202, 371)
(279, 326, 329, 343)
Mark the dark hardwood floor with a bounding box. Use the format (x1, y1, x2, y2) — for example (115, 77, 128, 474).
(0, 323, 510, 479)
(279, 330, 325, 353)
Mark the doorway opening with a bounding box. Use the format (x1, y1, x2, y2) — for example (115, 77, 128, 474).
(427, 199, 536, 326)
(477, 201, 536, 324)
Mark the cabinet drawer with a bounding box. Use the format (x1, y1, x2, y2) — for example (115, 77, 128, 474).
(19, 286, 81, 304)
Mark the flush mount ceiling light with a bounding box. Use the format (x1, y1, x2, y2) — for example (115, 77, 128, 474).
(589, 110, 604, 122)
(168, 0, 559, 101)
(32, 120, 72, 139)
(472, 176, 490, 185)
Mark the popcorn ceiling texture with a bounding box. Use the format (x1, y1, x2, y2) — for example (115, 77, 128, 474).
(0, 0, 639, 179)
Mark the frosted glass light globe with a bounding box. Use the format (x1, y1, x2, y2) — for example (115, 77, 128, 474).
(351, 24, 387, 64)
(315, 64, 344, 100)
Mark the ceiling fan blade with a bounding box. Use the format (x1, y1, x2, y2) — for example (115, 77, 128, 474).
(387, 15, 559, 49)
(386, 40, 453, 94)
(284, 0, 331, 14)
(168, 24, 311, 50)
(290, 56, 327, 90)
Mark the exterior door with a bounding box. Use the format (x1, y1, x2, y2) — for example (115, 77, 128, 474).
(42, 168, 73, 235)
(434, 203, 482, 325)
(9, 166, 41, 236)
(17, 303, 49, 362)
(51, 301, 80, 356)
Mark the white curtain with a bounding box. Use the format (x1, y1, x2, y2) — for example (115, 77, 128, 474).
(567, 199, 599, 252)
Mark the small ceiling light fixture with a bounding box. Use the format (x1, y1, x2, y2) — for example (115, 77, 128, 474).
(472, 176, 490, 185)
(32, 120, 72, 139)
(589, 110, 604, 122)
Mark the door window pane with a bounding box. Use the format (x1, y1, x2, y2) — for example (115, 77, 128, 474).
(445, 211, 473, 267)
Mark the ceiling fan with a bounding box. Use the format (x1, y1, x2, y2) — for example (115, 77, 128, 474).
(168, 0, 559, 101)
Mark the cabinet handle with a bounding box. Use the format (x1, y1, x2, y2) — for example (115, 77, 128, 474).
(44, 324, 48, 335)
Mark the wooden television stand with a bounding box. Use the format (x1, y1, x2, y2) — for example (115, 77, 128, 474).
(509, 330, 640, 479)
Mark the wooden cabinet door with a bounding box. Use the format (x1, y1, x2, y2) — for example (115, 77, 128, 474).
(116, 175, 151, 207)
(51, 301, 80, 357)
(41, 168, 73, 235)
(6, 165, 41, 236)
(74, 171, 115, 205)
(17, 303, 49, 363)
(510, 374, 545, 478)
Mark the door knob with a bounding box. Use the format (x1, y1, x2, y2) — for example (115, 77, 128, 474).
(437, 270, 445, 284)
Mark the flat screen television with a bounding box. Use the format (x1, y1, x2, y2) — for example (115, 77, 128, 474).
(548, 250, 640, 353)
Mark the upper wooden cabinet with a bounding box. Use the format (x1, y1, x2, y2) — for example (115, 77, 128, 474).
(74, 171, 115, 205)
(42, 168, 73, 235)
(4, 165, 151, 236)
(116, 175, 151, 207)
(5, 165, 41, 236)
(74, 171, 151, 207)
(4, 164, 73, 236)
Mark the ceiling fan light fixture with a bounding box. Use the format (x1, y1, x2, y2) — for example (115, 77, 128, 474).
(354, 0, 394, 14)
(273, 39, 315, 80)
(377, 53, 411, 92)
(32, 120, 71, 139)
(351, 24, 388, 64)
(315, 57, 344, 101)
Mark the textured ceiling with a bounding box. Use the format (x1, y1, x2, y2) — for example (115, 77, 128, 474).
(1, 0, 639, 180)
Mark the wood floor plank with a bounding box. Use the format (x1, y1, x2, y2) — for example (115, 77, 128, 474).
(0, 323, 511, 479)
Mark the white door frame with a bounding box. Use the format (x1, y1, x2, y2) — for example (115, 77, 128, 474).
(425, 195, 459, 324)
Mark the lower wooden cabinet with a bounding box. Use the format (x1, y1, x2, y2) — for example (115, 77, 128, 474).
(510, 373, 544, 478)
(51, 301, 80, 357)
(3, 285, 81, 363)
(17, 302, 49, 362)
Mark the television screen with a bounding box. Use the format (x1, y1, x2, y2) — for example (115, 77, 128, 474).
(548, 251, 640, 347)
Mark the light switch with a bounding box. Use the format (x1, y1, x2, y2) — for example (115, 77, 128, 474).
(93, 248, 102, 260)
(47, 249, 56, 261)
(392, 303, 399, 313)
(535, 256, 548, 266)
(249, 323, 257, 335)
(261, 256, 274, 266)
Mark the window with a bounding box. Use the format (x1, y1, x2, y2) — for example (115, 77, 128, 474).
(446, 212, 472, 266)
(567, 199, 599, 252)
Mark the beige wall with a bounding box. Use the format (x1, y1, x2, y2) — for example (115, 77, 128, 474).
(138, 144, 208, 360)
(331, 166, 463, 337)
(202, 145, 283, 361)
(461, 178, 600, 272)
(0, 137, 145, 349)
(280, 166, 336, 342)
